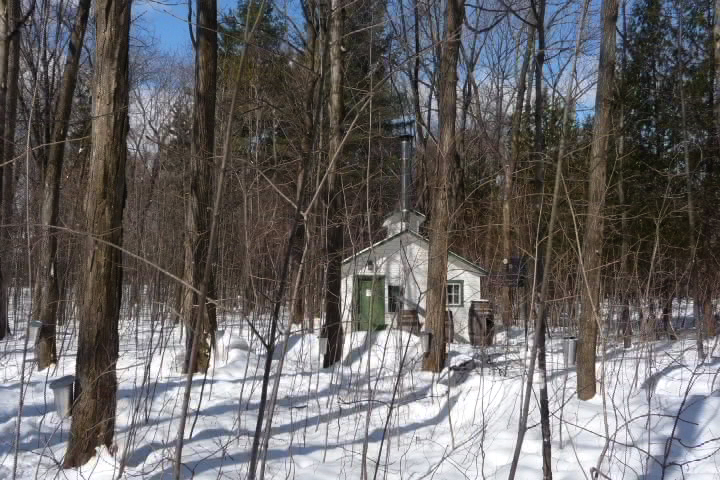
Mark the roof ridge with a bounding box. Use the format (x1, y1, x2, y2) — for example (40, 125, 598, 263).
(342, 229, 487, 275)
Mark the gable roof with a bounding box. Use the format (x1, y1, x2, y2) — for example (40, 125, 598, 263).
(381, 209, 426, 219)
(342, 229, 488, 275)
(381, 210, 426, 227)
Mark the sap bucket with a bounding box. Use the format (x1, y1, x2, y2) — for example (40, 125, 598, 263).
(419, 330, 432, 355)
(28, 321, 43, 344)
(214, 330, 226, 364)
(563, 336, 577, 367)
(318, 336, 328, 356)
(175, 352, 185, 372)
(49, 375, 75, 418)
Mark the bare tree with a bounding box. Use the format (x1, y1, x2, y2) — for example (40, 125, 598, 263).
(33, 0, 91, 370)
(290, 0, 322, 326)
(617, 0, 631, 349)
(182, 0, 218, 373)
(322, 0, 345, 368)
(63, 0, 130, 467)
(576, 0, 618, 401)
(529, 0, 552, 473)
(0, 0, 11, 340)
(501, 20, 535, 329)
(508, 3, 590, 475)
(676, 19, 704, 359)
(0, 0, 20, 341)
(422, 0, 464, 373)
(715, 0, 720, 144)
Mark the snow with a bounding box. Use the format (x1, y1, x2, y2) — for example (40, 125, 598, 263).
(1, 291, 720, 479)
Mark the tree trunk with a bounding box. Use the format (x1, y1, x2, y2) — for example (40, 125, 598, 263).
(1, 0, 18, 340)
(661, 290, 674, 339)
(63, 0, 130, 468)
(708, 0, 720, 341)
(507, 1, 590, 473)
(0, 248, 6, 339)
(523, 37, 535, 132)
(290, 11, 319, 327)
(530, 1, 551, 476)
(0, 0, 10, 340)
(322, 0, 345, 368)
(422, 0, 463, 373)
(577, 0, 619, 401)
(703, 292, 715, 337)
(410, 0, 429, 210)
(618, 1, 631, 349)
(715, 0, 720, 143)
(182, 0, 218, 374)
(678, 20, 704, 356)
(5, 0, 20, 208)
(618, 109, 631, 347)
(33, 0, 91, 370)
(501, 23, 535, 328)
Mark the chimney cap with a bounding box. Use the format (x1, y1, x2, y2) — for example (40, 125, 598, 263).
(383, 117, 415, 139)
(382, 210, 426, 231)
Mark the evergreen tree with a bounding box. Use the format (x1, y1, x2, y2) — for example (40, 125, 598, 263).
(219, 0, 286, 57)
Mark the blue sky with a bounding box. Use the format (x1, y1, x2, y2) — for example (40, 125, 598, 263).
(136, 0, 237, 53)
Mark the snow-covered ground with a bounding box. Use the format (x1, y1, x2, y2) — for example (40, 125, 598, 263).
(1, 293, 719, 479)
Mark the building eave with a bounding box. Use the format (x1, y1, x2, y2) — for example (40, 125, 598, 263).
(341, 230, 412, 264)
(342, 229, 488, 275)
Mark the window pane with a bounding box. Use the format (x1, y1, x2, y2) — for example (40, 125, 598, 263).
(388, 286, 404, 313)
(446, 283, 462, 306)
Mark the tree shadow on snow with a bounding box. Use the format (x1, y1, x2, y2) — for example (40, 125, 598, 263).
(641, 394, 711, 480)
(140, 388, 459, 480)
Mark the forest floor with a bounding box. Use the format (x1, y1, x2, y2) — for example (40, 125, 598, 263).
(1, 294, 719, 479)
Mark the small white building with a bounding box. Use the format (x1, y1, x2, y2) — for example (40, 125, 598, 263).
(340, 210, 489, 343)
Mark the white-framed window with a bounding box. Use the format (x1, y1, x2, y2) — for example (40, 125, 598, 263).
(388, 285, 404, 313)
(446, 281, 463, 306)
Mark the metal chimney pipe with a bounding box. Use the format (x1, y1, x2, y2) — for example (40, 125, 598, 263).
(400, 137, 411, 225)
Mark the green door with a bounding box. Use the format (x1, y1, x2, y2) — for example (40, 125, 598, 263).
(356, 277, 385, 331)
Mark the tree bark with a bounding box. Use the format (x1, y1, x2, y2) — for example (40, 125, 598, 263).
(175, 0, 259, 474)
(661, 287, 674, 339)
(618, 112, 631, 346)
(0, 239, 6, 340)
(0, 0, 10, 340)
(715, 0, 720, 143)
(678, 28, 702, 353)
(501, 23, 535, 328)
(33, 0, 91, 371)
(0, 0, 20, 341)
(507, 0, 589, 473)
(290, 7, 319, 327)
(703, 293, 715, 337)
(182, 0, 218, 374)
(422, 0, 463, 373)
(529, 1, 551, 476)
(618, 1, 631, 349)
(577, 0, 618, 401)
(322, 0, 345, 368)
(708, 0, 720, 340)
(63, 0, 130, 467)
(676, 19, 711, 355)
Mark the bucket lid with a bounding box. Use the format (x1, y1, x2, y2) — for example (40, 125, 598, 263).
(49, 375, 75, 389)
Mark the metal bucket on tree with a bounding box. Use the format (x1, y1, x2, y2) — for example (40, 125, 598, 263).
(49, 375, 75, 418)
(563, 336, 577, 367)
(28, 321, 43, 345)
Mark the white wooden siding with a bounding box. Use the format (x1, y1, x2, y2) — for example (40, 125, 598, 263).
(341, 231, 487, 343)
